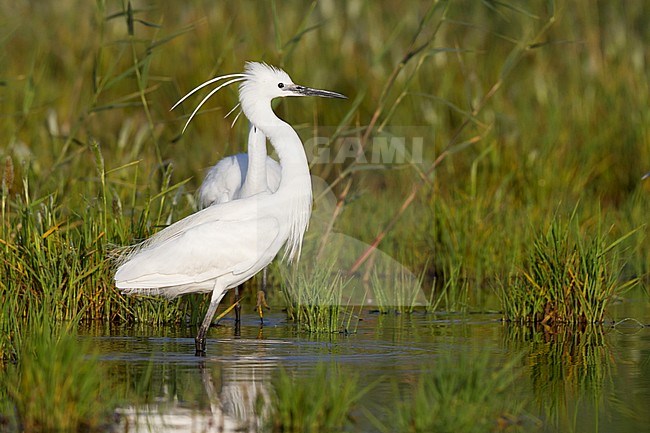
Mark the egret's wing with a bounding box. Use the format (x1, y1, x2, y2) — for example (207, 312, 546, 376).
(197, 154, 248, 208)
(137, 195, 254, 249)
(115, 216, 280, 289)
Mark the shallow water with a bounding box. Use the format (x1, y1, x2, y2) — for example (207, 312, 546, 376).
(85, 299, 650, 433)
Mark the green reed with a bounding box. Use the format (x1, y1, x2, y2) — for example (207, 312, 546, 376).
(370, 265, 427, 314)
(394, 350, 527, 433)
(500, 214, 637, 325)
(280, 260, 359, 333)
(0, 3, 647, 431)
(265, 363, 368, 433)
(0, 169, 196, 331)
(502, 323, 613, 432)
(1, 311, 116, 432)
(0, 0, 648, 336)
(427, 259, 470, 314)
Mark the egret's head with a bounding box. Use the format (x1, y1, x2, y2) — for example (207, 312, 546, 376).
(172, 61, 345, 134)
(239, 62, 346, 103)
(238, 62, 346, 128)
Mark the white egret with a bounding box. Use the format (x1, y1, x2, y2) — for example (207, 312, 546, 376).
(115, 62, 345, 355)
(196, 124, 281, 324)
(197, 126, 281, 208)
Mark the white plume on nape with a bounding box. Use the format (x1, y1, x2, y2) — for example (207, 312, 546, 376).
(243, 61, 290, 81)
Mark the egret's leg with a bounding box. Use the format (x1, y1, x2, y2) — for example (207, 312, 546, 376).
(256, 268, 270, 324)
(195, 302, 218, 356)
(255, 270, 270, 325)
(195, 287, 226, 356)
(262, 267, 268, 292)
(234, 286, 242, 324)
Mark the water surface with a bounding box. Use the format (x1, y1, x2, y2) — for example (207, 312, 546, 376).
(85, 303, 650, 432)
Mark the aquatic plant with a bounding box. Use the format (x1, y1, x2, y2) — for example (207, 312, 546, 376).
(280, 260, 359, 333)
(0, 2, 647, 432)
(2, 314, 115, 431)
(265, 363, 367, 433)
(370, 264, 427, 314)
(0, 0, 647, 336)
(503, 323, 613, 432)
(0, 171, 201, 329)
(394, 350, 526, 433)
(0, 1, 207, 341)
(499, 214, 637, 324)
(427, 259, 470, 314)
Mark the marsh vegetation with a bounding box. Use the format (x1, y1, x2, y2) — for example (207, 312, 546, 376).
(1, 0, 648, 431)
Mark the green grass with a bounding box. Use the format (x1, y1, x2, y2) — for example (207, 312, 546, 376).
(503, 324, 613, 432)
(499, 213, 637, 324)
(280, 259, 359, 333)
(265, 363, 368, 433)
(393, 350, 527, 433)
(370, 265, 427, 314)
(0, 0, 648, 354)
(2, 1, 648, 431)
(427, 258, 470, 314)
(1, 315, 116, 431)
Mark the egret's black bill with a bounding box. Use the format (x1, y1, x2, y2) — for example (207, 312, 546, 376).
(286, 84, 347, 99)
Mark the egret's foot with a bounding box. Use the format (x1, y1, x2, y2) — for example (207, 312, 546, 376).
(195, 290, 225, 356)
(255, 290, 270, 325)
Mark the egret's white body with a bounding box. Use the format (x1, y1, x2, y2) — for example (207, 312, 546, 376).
(197, 125, 281, 324)
(114, 62, 345, 354)
(197, 126, 281, 209)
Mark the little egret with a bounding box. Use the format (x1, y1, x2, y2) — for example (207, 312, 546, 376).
(196, 124, 281, 324)
(115, 62, 345, 355)
(197, 125, 281, 208)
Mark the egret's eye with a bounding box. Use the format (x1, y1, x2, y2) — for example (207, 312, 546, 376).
(278, 83, 284, 89)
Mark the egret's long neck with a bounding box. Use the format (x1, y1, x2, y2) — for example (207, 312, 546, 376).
(248, 105, 310, 191)
(247, 103, 312, 262)
(242, 124, 268, 195)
